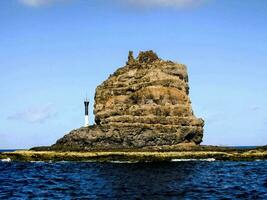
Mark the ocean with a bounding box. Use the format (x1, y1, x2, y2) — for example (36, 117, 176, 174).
(1, 149, 267, 199)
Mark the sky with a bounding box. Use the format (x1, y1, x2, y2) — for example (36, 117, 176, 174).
(1, 0, 267, 149)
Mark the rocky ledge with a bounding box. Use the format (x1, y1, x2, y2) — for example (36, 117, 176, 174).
(52, 50, 204, 150)
(1, 146, 267, 162)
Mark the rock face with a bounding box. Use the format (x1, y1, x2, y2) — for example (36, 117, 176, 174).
(52, 51, 204, 150)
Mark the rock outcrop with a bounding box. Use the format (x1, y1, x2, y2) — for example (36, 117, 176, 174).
(52, 51, 204, 150)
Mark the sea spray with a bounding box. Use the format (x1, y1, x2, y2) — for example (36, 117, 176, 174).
(1, 158, 11, 162)
(171, 158, 216, 162)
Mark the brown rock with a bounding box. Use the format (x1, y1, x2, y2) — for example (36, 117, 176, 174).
(52, 51, 204, 150)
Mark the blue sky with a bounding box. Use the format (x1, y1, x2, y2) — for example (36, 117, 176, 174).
(1, 0, 267, 149)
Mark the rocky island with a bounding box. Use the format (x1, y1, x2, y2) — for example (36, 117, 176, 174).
(1, 51, 266, 162)
(52, 50, 204, 151)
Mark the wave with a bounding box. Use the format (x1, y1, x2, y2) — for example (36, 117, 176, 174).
(1, 158, 11, 162)
(171, 158, 216, 162)
(109, 160, 139, 163)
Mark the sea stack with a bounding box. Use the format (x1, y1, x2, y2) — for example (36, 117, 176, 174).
(52, 51, 204, 150)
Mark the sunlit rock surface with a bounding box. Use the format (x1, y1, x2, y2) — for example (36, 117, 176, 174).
(53, 51, 204, 150)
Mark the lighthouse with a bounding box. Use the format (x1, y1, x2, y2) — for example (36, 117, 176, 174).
(84, 97, 89, 127)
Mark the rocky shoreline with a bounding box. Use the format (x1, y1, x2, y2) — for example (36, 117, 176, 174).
(1, 146, 266, 162)
(3, 51, 264, 162)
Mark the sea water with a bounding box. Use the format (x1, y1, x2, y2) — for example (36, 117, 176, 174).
(0, 159, 267, 199)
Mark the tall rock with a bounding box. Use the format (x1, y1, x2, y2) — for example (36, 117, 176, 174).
(53, 51, 204, 150)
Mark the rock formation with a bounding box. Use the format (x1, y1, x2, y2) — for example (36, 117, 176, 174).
(52, 51, 204, 150)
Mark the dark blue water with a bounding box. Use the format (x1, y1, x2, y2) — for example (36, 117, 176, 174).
(0, 149, 18, 153)
(0, 160, 267, 199)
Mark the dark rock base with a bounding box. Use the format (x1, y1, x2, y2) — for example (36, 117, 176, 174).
(51, 125, 203, 151)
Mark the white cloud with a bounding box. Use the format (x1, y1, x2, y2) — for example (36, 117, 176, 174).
(123, 0, 210, 8)
(8, 104, 57, 123)
(18, 0, 67, 7)
(19, 0, 209, 8)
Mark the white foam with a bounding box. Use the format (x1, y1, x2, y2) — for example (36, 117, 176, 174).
(1, 158, 11, 162)
(171, 158, 216, 162)
(109, 160, 138, 163)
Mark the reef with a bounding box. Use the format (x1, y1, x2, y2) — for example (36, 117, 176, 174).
(1, 146, 267, 162)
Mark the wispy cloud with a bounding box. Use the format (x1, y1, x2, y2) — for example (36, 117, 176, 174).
(8, 104, 57, 123)
(18, 0, 67, 7)
(122, 0, 210, 9)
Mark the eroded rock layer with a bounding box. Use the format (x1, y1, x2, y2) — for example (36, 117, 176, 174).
(53, 51, 204, 150)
